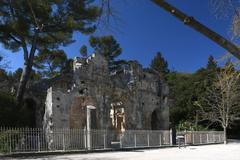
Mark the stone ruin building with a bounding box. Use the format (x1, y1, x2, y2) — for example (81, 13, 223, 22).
(27, 53, 169, 134)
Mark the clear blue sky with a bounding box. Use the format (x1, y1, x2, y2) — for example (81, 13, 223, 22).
(1, 0, 234, 72)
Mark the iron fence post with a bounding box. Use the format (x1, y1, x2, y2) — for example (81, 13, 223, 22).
(103, 131, 106, 149)
(207, 133, 209, 144)
(159, 134, 162, 146)
(9, 129, 12, 154)
(120, 133, 122, 149)
(134, 133, 137, 148)
(200, 134, 202, 144)
(170, 129, 173, 146)
(147, 132, 150, 147)
(84, 128, 87, 150)
(184, 131, 187, 146)
(38, 130, 40, 152)
(192, 131, 195, 145)
(62, 129, 65, 151)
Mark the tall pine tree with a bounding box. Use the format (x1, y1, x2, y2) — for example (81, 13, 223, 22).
(150, 52, 169, 78)
(34, 49, 68, 78)
(89, 35, 122, 69)
(0, 0, 100, 104)
(206, 55, 217, 71)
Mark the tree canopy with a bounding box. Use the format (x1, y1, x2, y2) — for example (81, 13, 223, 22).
(0, 0, 100, 103)
(89, 35, 122, 68)
(150, 52, 169, 78)
(80, 45, 88, 58)
(196, 63, 240, 143)
(34, 49, 68, 78)
(166, 55, 218, 128)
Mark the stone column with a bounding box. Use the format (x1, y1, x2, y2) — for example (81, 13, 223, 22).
(86, 105, 96, 150)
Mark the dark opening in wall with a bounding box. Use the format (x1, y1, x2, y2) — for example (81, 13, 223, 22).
(79, 89, 84, 95)
(78, 88, 88, 95)
(81, 81, 85, 84)
(57, 97, 60, 101)
(22, 98, 37, 127)
(142, 102, 145, 106)
(151, 110, 158, 130)
(57, 105, 60, 108)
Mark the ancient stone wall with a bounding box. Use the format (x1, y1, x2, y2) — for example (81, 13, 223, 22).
(42, 53, 170, 133)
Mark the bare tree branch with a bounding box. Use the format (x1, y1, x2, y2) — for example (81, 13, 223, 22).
(196, 63, 240, 143)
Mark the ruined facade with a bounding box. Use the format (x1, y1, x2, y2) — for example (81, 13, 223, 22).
(32, 53, 169, 133)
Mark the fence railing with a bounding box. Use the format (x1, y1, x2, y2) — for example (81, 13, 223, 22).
(0, 127, 171, 154)
(0, 127, 224, 154)
(177, 131, 224, 145)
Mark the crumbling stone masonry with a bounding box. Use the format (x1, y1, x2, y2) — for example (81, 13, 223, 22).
(41, 53, 169, 133)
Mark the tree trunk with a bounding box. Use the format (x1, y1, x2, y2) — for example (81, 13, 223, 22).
(16, 32, 38, 105)
(16, 62, 32, 104)
(151, 0, 240, 59)
(223, 126, 227, 144)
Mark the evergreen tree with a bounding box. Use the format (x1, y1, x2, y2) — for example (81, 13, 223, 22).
(89, 35, 122, 68)
(80, 45, 88, 58)
(61, 59, 74, 74)
(34, 49, 68, 78)
(206, 55, 217, 71)
(167, 72, 194, 125)
(0, 53, 8, 69)
(167, 56, 218, 127)
(150, 52, 169, 77)
(0, 0, 100, 104)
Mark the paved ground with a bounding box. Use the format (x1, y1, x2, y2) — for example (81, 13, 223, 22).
(5, 142, 240, 160)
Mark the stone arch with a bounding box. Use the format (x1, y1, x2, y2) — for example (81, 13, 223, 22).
(150, 106, 169, 130)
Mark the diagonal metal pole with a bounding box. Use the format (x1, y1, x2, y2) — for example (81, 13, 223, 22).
(151, 0, 240, 60)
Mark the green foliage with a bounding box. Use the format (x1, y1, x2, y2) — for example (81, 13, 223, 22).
(1, 68, 42, 91)
(0, 0, 101, 102)
(61, 58, 74, 74)
(0, 92, 37, 127)
(150, 52, 169, 78)
(0, 55, 3, 69)
(177, 121, 210, 131)
(34, 49, 68, 78)
(0, 54, 8, 69)
(80, 45, 88, 57)
(0, 0, 100, 51)
(0, 68, 8, 82)
(167, 72, 194, 124)
(89, 35, 122, 68)
(207, 55, 217, 71)
(0, 130, 18, 153)
(0, 92, 18, 126)
(167, 55, 218, 126)
(197, 62, 240, 129)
